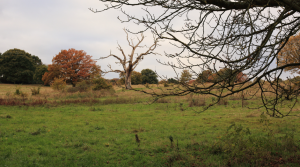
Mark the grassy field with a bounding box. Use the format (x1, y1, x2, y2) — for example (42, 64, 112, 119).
(1, 83, 300, 166)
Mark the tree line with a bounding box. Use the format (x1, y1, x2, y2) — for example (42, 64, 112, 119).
(0, 45, 299, 88)
(90, 0, 300, 117)
(0, 48, 160, 87)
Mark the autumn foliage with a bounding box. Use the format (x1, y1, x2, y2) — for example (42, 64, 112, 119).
(42, 48, 98, 86)
(278, 33, 300, 74)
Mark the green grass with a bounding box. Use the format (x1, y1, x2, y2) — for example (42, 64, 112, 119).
(1, 85, 300, 166)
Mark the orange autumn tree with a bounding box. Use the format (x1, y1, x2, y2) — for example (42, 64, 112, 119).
(42, 48, 98, 87)
(42, 64, 61, 86)
(278, 33, 300, 74)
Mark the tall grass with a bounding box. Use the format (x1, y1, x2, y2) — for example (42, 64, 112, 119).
(1, 83, 300, 166)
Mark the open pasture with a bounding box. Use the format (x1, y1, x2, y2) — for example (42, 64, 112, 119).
(1, 83, 300, 166)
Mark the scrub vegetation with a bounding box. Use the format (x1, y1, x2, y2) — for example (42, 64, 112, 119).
(1, 83, 300, 166)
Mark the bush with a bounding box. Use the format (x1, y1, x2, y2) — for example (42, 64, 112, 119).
(66, 87, 79, 93)
(92, 77, 112, 91)
(155, 98, 170, 103)
(66, 81, 97, 93)
(164, 82, 169, 87)
(189, 98, 206, 107)
(31, 87, 40, 95)
(145, 83, 150, 88)
(218, 98, 228, 105)
(14, 87, 22, 95)
(67, 80, 91, 93)
(51, 78, 66, 91)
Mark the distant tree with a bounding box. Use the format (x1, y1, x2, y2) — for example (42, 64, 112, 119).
(118, 71, 142, 85)
(215, 68, 232, 83)
(158, 79, 167, 84)
(0, 52, 2, 81)
(235, 72, 248, 83)
(278, 33, 300, 74)
(207, 73, 218, 83)
(42, 48, 96, 87)
(91, 0, 300, 117)
(131, 71, 142, 85)
(289, 76, 300, 86)
(31, 55, 43, 67)
(34, 64, 48, 84)
(196, 70, 212, 83)
(119, 72, 125, 85)
(92, 77, 112, 90)
(42, 64, 61, 86)
(168, 78, 179, 84)
(141, 69, 158, 84)
(89, 64, 102, 79)
(272, 78, 283, 84)
(179, 69, 192, 84)
(99, 29, 158, 89)
(0, 48, 41, 84)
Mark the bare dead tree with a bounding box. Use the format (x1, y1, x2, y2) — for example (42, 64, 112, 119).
(99, 29, 159, 89)
(90, 1, 300, 117)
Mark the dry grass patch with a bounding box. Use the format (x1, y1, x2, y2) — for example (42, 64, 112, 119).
(189, 98, 206, 107)
(218, 98, 228, 105)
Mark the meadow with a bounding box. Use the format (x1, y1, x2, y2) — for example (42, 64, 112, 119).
(0, 83, 300, 166)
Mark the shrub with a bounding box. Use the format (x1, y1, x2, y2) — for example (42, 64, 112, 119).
(189, 98, 206, 107)
(155, 98, 170, 103)
(67, 80, 91, 93)
(92, 77, 112, 91)
(14, 87, 28, 98)
(19, 91, 28, 98)
(66, 87, 79, 93)
(76, 80, 91, 92)
(14, 87, 22, 95)
(51, 78, 66, 91)
(218, 98, 228, 105)
(31, 87, 40, 95)
(164, 82, 169, 87)
(145, 83, 150, 88)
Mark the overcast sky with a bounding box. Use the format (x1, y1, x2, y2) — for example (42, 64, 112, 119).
(0, 0, 177, 79)
(0, 0, 294, 80)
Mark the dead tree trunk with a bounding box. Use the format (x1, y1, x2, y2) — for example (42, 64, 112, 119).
(99, 29, 159, 90)
(125, 69, 132, 89)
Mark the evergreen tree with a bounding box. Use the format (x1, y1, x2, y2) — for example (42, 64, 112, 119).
(0, 48, 41, 84)
(33, 65, 48, 84)
(141, 69, 158, 84)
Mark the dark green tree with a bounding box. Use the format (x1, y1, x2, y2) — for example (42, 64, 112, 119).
(168, 78, 179, 84)
(31, 55, 43, 67)
(119, 71, 142, 85)
(131, 71, 142, 85)
(141, 69, 158, 84)
(0, 48, 41, 84)
(33, 64, 48, 84)
(196, 70, 212, 83)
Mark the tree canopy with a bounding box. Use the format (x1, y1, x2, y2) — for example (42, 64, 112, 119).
(34, 64, 48, 84)
(168, 78, 179, 84)
(42, 48, 97, 87)
(196, 70, 212, 83)
(91, 0, 300, 117)
(141, 69, 158, 84)
(0, 48, 42, 84)
(278, 33, 300, 74)
(119, 71, 143, 85)
(180, 70, 192, 84)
